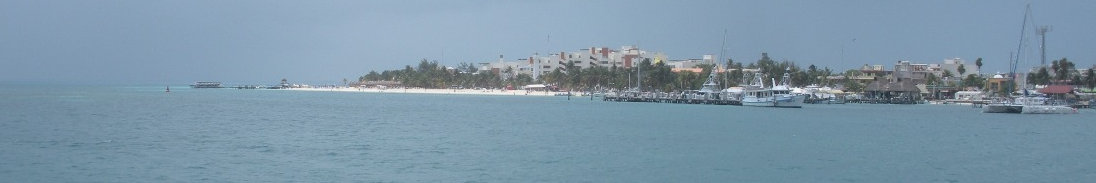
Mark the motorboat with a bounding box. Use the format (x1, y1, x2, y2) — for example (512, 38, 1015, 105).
(741, 71, 805, 108)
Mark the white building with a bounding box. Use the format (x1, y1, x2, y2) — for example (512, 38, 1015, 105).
(940, 58, 979, 77)
(667, 55, 716, 69)
(477, 55, 527, 80)
(526, 46, 666, 80)
(476, 45, 680, 80)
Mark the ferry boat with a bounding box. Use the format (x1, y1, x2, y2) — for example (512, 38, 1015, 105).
(741, 71, 805, 108)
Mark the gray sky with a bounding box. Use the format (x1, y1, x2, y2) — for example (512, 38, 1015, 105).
(2, 0, 1093, 85)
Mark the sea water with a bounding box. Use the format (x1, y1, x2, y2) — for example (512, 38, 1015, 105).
(1, 85, 1094, 182)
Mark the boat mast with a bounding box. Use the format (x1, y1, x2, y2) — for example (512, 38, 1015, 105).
(719, 29, 728, 89)
(636, 56, 642, 91)
(781, 68, 791, 86)
(700, 31, 724, 94)
(1009, 4, 1032, 94)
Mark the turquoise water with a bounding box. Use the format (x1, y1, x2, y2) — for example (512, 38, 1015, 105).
(1, 85, 1094, 182)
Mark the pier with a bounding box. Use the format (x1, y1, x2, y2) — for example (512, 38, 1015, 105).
(601, 64, 741, 105)
(602, 91, 741, 105)
(845, 97, 923, 104)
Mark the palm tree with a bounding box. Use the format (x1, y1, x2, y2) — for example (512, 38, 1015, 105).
(941, 70, 954, 86)
(975, 57, 983, 70)
(504, 66, 514, 81)
(957, 64, 966, 77)
(1051, 58, 1075, 81)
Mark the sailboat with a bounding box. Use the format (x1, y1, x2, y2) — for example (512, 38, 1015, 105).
(983, 4, 1075, 114)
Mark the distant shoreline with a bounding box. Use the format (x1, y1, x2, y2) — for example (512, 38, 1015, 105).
(283, 87, 564, 97)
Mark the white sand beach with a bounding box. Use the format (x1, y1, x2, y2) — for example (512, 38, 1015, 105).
(284, 87, 566, 97)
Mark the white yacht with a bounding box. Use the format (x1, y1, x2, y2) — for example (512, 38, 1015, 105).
(741, 71, 806, 108)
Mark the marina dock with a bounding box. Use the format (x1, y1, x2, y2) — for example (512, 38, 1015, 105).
(602, 91, 741, 105)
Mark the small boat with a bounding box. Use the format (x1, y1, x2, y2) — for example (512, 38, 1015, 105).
(165, 86, 171, 93)
(741, 70, 806, 108)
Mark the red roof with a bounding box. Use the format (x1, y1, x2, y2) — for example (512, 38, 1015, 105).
(1038, 85, 1074, 94)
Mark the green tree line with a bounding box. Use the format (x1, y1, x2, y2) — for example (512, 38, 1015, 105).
(1027, 57, 1095, 88)
(357, 53, 881, 92)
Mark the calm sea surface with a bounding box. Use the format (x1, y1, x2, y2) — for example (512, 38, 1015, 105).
(1, 85, 1094, 182)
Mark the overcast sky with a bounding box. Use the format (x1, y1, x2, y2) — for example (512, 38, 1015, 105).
(2, 0, 1093, 85)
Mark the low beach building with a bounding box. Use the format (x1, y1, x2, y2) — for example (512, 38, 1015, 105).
(858, 61, 929, 103)
(864, 80, 922, 103)
(1039, 84, 1075, 100)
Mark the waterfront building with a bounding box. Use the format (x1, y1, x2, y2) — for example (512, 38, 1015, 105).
(894, 61, 931, 84)
(541, 45, 664, 70)
(667, 55, 715, 69)
(476, 46, 669, 80)
(984, 73, 1013, 96)
(853, 59, 974, 90)
(668, 55, 722, 73)
(848, 64, 890, 87)
(860, 61, 932, 103)
(477, 55, 527, 80)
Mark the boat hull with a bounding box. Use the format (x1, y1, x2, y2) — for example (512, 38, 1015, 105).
(983, 104, 1023, 113)
(1021, 105, 1077, 114)
(742, 94, 806, 108)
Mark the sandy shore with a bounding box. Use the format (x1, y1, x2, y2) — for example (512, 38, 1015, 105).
(284, 87, 564, 97)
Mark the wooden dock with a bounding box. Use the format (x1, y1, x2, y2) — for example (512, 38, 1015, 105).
(845, 97, 923, 104)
